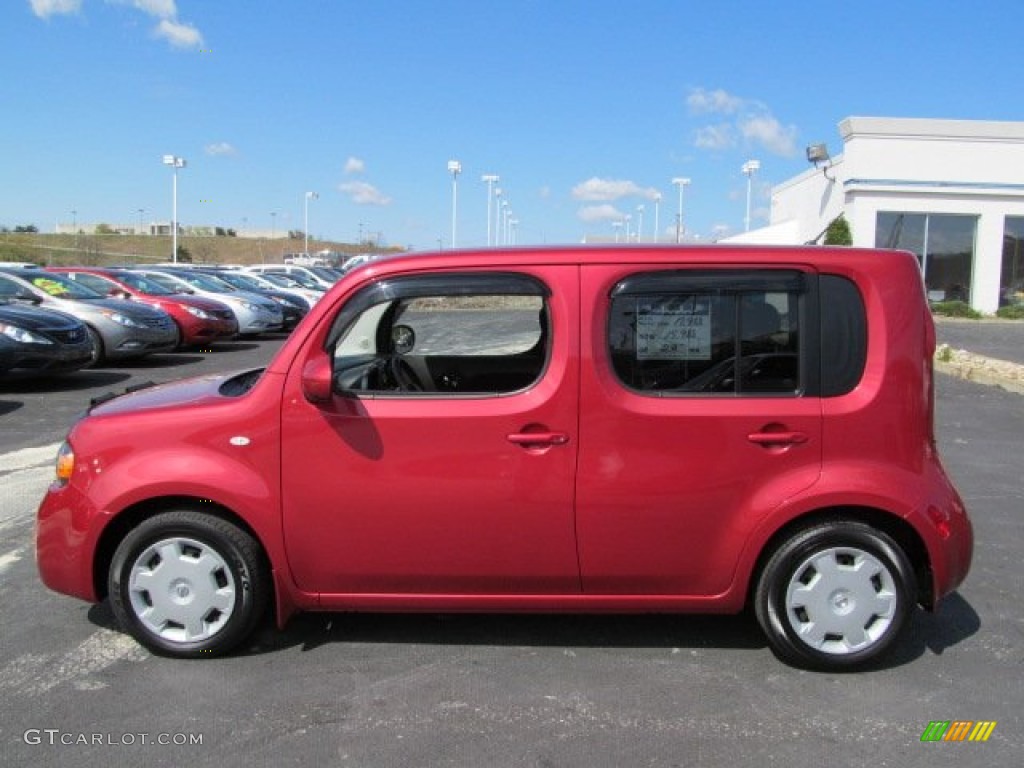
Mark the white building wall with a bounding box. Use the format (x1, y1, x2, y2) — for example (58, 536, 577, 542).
(762, 117, 1024, 314)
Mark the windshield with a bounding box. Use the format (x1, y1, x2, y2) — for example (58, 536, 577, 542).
(140, 272, 192, 293)
(173, 271, 236, 293)
(216, 272, 264, 291)
(26, 271, 105, 299)
(310, 267, 340, 282)
(112, 271, 176, 296)
(263, 273, 310, 290)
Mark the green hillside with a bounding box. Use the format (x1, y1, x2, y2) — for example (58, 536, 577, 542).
(0, 232, 401, 267)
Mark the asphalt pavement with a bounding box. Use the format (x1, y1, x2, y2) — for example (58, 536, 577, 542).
(936, 318, 1024, 364)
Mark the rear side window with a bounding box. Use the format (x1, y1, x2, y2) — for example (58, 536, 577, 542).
(820, 275, 867, 397)
(608, 270, 805, 395)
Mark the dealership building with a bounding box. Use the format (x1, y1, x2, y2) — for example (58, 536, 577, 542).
(734, 117, 1024, 314)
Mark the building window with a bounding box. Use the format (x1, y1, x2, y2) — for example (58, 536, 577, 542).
(1002, 217, 1024, 307)
(875, 212, 977, 304)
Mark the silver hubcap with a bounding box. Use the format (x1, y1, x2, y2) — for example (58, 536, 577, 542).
(127, 537, 236, 644)
(784, 547, 897, 655)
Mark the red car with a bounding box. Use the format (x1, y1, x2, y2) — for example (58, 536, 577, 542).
(48, 267, 238, 346)
(36, 246, 972, 669)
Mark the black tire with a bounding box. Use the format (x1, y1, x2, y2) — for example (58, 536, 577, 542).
(85, 326, 104, 367)
(108, 510, 269, 658)
(754, 521, 915, 670)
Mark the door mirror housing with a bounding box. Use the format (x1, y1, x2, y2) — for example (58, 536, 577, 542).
(301, 354, 333, 403)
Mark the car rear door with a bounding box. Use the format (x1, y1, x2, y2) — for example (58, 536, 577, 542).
(575, 263, 823, 596)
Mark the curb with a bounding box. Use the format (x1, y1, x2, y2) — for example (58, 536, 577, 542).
(934, 348, 1024, 396)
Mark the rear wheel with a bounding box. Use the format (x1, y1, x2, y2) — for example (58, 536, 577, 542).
(754, 521, 915, 670)
(108, 511, 269, 658)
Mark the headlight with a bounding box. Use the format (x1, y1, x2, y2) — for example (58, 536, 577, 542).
(54, 441, 75, 487)
(0, 323, 54, 345)
(239, 301, 259, 312)
(101, 311, 147, 328)
(185, 306, 213, 319)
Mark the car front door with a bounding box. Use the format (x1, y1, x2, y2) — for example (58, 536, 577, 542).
(280, 267, 582, 596)
(575, 264, 823, 596)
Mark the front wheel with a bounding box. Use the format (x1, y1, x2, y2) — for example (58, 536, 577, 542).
(754, 521, 915, 670)
(108, 511, 269, 658)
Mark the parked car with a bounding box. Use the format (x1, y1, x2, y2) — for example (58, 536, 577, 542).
(226, 269, 324, 308)
(243, 263, 338, 290)
(190, 269, 309, 329)
(0, 299, 94, 375)
(36, 246, 972, 669)
(48, 268, 239, 347)
(0, 269, 178, 366)
(129, 269, 283, 336)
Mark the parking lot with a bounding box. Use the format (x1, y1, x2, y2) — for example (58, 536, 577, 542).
(0, 329, 1021, 767)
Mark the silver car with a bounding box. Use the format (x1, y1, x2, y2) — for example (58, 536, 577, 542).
(0, 269, 178, 366)
(133, 269, 283, 335)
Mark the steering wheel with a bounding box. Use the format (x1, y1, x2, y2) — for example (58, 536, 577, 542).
(389, 356, 425, 391)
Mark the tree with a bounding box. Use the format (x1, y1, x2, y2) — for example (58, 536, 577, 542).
(95, 223, 115, 235)
(176, 244, 193, 263)
(824, 215, 852, 246)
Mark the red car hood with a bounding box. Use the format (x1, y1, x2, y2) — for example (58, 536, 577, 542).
(89, 369, 259, 416)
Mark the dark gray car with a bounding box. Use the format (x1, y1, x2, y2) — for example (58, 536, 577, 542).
(0, 269, 178, 365)
(0, 299, 94, 375)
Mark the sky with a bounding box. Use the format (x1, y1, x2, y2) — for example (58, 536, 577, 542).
(3, 0, 1023, 251)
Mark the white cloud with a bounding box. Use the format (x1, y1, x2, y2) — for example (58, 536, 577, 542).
(339, 182, 392, 206)
(344, 157, 365, 175)
(694, 124, 734, 150)
(117, 0, 177, 18)
(687, 87, 743, 115)
(572, 177, 660, 202)
(29, 0, 82, 18)
(689, 87, 799, 158)
(577, 204, 624, 223)
(739, 115, 798, 157)
(154, 18, 201, 47)
(204, 142, 236, 156)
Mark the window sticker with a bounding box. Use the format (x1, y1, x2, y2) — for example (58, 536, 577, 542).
(636, 296, 711, 360)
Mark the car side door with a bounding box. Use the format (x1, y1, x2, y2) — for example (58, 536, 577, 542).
(575, 264, 824, 596)
(280, 267, 583, 596)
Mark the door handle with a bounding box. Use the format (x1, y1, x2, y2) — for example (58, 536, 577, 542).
(507, 431, 570, 446)
(747, 430, 808, 446)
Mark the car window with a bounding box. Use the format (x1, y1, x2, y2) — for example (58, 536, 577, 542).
(608, 270, 804, 395)
(66, 272, 116, 294)
(28, 272, 104, 299)
(112, 272, 175, 296)
(329, 273, 549, 396)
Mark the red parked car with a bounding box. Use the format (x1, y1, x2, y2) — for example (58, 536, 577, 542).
(36, 246, 972, 669)
(48, 267, 238, 346)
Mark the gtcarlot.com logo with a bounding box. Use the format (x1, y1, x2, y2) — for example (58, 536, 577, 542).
(920, 720, 997, 742)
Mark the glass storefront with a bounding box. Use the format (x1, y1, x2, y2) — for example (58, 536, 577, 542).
(876, 212, 977, 304)
(1001, 217, 1024, 306)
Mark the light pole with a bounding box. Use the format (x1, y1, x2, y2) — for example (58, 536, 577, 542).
(304, 191, 318, 256)
(482, 174, 499, 246)
(742, 159, 760, 232)
(636, 205, 645, 244)
(653, 193, 661, 243)
(447, 160, 462, 248)
(137, 208, 145, 235)
(624, 214, 632, 243)
(493, 188, 503, 246)
(501, 201, 511, 246)
(612, 221, 623, 243)
(671, 177, 690, 244)
(162, 154, 186, 262)
(509, 218, 519, 245)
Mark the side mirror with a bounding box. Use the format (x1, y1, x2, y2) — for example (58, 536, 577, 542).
(301, 354, 333, 403)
